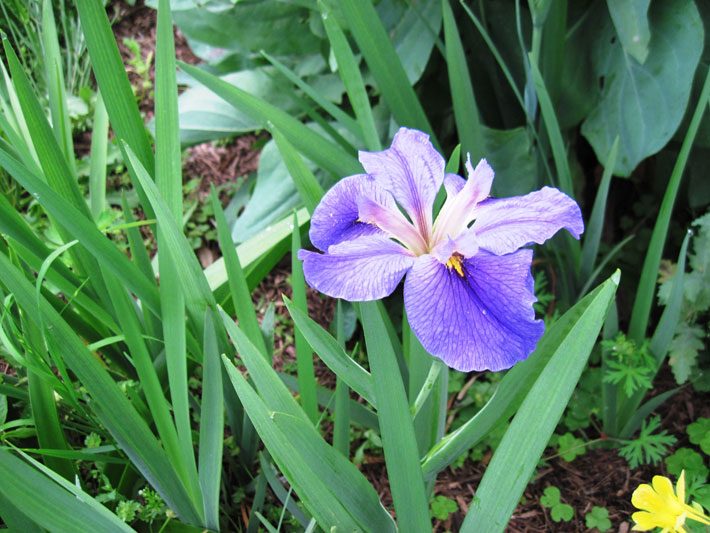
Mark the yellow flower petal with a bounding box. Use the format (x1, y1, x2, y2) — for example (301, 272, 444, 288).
(676, 470, 686, 503)
(632, 511, 661, 530)
(632, 483, 665, 511)
(652, 475, 675, 498)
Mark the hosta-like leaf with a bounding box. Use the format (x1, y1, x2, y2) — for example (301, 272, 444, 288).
(581, 0, 703, 176)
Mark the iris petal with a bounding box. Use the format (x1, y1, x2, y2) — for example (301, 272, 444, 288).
(473, 186, 584, 255)
(432, 158, 494, 243)
(308, 174, 390, 252)
(404, 249, 544, 371)
(358, 128, 444, 241)
(299, 235, 414, 301)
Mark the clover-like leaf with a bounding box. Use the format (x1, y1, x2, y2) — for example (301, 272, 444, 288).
(585, 506, 612, 532)
(687, 417, 710, 455)
(557, 432, 586, 462)
(665, 448, 709, 482)
(430, 495, 458, 520)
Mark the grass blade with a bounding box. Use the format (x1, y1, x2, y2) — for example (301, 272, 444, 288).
(0, 254, 202, 524)
(75, 0, 154, 174)
(89, 91, 109, 220)
(462, 271, 619, 532)
(339, 0, 434, 137)
(332, 300, 350, 456)
(210, 187, 267, 357)
(103, 269, 202, 512)
(41, 0, 75, 174)
(0, 448, 132, 533)
(284, 298, 376, 407)
(198, 311, 224, 530)
(291, 216, 319, 423)
(222, 355, 396, 532)
(361, 302, 430, 531)
(154, 0, 198, 501)
(0, 145, 161, 314)
(628, 68, 710, 342)
(319, 1, 381, 151)
(616, 231, 692, 436)
(442, 0, 485, 163)
(121, 142, 216, 317)
(262, 51, 361, 139)
(528, 53, 573, 195)
(271, 128, 325, 215)
(580, 136, 619, 282)
(205, 208, 311, 293)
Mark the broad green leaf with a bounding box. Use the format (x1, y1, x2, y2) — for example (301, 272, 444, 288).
(607, 0, 651, 64)
(581, 0, 703, 176)
(231, 139, 316, 243)
(178, 61, 360, 178)
(0, 448, 132, 533)
(462, 272, 619, 532)
(361, 302, 430, 531)
(176, 69, 300, 145)
(628, 67, 710, 342)
(484, 126, 538, 196)
(170, 1, 320, 57)
(272, 128, 325, 215)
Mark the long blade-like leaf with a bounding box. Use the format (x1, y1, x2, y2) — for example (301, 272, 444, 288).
(361, 302, 430, 531)
(461, 272, 619, 531)
(628, 68, 710, 342)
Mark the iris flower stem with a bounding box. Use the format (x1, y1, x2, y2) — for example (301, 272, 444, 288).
(410, 360, 445, 419)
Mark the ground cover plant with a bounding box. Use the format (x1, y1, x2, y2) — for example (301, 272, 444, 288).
(0, 0, 709, 531)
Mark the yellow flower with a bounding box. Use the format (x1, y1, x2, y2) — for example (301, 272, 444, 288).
(631, 470, 710, 532)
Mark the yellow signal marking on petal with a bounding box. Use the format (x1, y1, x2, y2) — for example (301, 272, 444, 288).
(446, 253, 465, 277)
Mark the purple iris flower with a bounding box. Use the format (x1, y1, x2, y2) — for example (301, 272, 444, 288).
(298, 128, 584, 372)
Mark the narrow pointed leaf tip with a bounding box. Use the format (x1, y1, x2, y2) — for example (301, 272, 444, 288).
(299, 127, 584, 372)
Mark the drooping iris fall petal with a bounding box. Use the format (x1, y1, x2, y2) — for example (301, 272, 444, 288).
(403, 249, 544, 372)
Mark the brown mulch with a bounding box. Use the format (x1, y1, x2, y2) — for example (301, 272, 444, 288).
(250, 262, 336, 381)
(426, 374, 708, 532)
(183, 135, 262, 198)
(112, 0, 200, 116)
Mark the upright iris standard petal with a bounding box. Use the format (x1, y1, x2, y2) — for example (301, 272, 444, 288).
(358, 128, 444, 240)
(403, 249, 544, 372)
(299, 235, 415, 301)
(473, 186, 584, 256)
(308, 174, 390, 251)
(432, 158, 494, 243)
